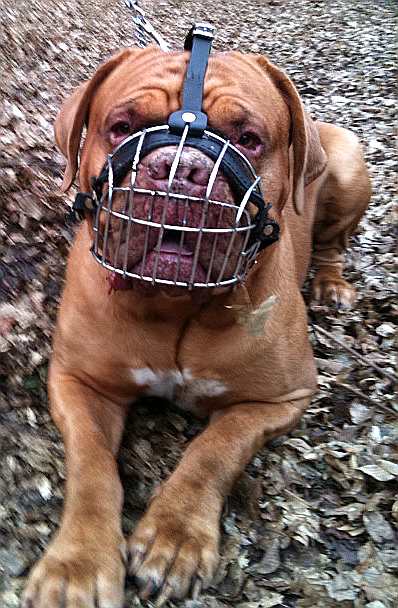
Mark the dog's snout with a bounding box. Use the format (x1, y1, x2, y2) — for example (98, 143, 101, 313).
(145, 146, 214, 188)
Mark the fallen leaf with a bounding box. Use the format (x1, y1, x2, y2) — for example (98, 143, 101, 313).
(357, 464, 396, 482)
(363, 512, 395, 543)
(225, 295, 278, 336)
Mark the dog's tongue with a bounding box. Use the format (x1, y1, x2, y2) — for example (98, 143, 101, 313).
(132, 241, 207, 284)
(158, 241, 192, 255)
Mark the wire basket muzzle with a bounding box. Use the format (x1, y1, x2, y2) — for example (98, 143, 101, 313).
(91, 126, 271, 290)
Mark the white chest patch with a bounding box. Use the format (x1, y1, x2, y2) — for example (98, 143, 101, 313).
(131, 367, 227, 413)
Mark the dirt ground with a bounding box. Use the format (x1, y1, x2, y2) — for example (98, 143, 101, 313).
(0, 0, 397, 607)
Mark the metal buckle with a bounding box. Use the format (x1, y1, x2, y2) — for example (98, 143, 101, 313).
(192, 23, 215, 39)
(66, 192, 97, 223)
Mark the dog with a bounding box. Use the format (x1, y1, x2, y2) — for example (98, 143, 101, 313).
(22, 43, 371, 607)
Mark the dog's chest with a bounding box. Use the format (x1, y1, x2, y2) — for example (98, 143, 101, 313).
(131, 367, 227, 413)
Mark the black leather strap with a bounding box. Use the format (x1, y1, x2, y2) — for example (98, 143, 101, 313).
(68, 191, 96, 223)
(182, 24, 214, 112)
(93, 130, 264, 208)
(168, 24, 214, 135)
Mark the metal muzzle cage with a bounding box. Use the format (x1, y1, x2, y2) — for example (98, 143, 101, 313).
(70, 23, 280, 291)
(91, 125, 268, 289)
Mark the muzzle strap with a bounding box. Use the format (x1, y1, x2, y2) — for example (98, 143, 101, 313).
(93, 130, 264, 208)
(67, 191, 96, 223)
(168, 23, 214, 136)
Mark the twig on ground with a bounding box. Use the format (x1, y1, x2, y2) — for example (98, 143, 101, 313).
(338, 382, 394, 414)
(312, 324, 397, 384)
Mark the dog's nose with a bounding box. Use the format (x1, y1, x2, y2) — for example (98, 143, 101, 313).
(146, 146, 213, 187)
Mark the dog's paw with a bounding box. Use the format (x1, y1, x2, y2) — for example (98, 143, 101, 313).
(312, 271, 356, 309)
(21, 532, 126, 608)
(128, 489, 220, 604)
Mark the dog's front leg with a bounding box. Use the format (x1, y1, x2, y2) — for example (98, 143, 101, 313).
(128, 398, 309, 604)
(22, 366, 128, 608)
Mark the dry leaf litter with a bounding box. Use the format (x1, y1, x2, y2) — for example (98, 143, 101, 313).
(0, 0, 397, 607)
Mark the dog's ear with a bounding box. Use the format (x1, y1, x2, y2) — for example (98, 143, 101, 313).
(54, 49, 134, 192)
(255, 56, 327, 214)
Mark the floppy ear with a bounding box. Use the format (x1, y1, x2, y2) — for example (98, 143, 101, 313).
(255, 56, 327, 214)
(54, 49, 134, 192)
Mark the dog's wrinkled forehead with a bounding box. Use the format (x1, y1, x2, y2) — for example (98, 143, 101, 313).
(90, 48, 289, 133)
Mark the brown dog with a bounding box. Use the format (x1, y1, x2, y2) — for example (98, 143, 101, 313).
(22, 46, 370, 607)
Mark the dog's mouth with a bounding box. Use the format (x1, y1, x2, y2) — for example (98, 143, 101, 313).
(107, 234, 204, 292)
(104, 191, 245, 292)
(132, 230, 207, 284)
(96, 145, 255, 293)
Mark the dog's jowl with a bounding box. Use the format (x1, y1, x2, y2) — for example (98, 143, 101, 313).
(22, 27, 371, 608)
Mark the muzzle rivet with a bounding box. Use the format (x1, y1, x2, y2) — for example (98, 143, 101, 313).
(182, 111, 197, 123)
(264, 225, 274, 236)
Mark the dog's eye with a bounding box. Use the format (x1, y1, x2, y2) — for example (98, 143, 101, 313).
(237, 132, 261, 150)
(109, 120, 132, 147)
(111, 121, 131, 136)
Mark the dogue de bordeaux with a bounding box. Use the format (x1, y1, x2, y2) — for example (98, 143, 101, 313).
(22, 45, 371, 607)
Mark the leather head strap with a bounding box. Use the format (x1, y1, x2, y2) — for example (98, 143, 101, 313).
(168, 23, 215, 136)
